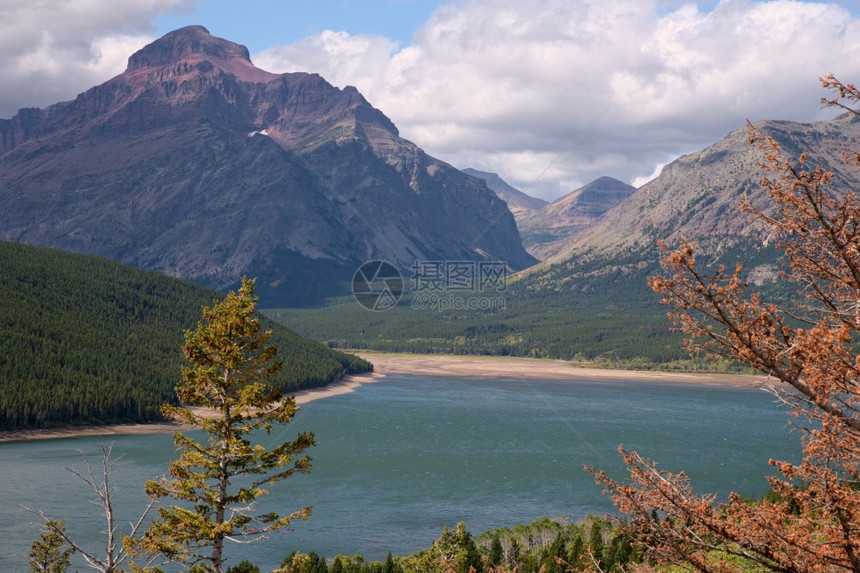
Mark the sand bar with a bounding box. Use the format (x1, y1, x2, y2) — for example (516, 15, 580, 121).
(0, 353, 768, 442)
(358, 352, 766, 386)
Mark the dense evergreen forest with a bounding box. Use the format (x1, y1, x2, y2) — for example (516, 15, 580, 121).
(0, 241, 371, 432)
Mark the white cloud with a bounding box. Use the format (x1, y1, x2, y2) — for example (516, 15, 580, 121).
(253, 31, 399, 95)
(632, 160, 671, 189)
(0, 0, 198, 116)
(255, 0, 860, 200)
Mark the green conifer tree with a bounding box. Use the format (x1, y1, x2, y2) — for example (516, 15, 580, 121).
(566, 534, 584, 570)
(307, 551, 328, 573)
(140, 278, 315, 573)
(488, 535, 503, 567)
(382, 552, 401, 573)
(226, 561, 261, 573)
(587, 519, 605, 569)
(541, 532, 565, 573)
(28, 520, 72, 573)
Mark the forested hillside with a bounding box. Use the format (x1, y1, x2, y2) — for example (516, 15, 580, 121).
(0, 241, 371, 432)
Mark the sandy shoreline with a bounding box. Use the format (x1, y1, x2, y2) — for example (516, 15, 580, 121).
(359, 352, 765, 386)
(0, 353, 768, 443)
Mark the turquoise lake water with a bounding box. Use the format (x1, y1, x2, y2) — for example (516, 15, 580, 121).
(0, 374, 802, 572)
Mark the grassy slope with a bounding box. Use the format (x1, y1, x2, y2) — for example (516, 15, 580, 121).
(0, 241, 371, 431)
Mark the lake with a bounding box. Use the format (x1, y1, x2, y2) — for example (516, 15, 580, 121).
(0, 374, 801, 572)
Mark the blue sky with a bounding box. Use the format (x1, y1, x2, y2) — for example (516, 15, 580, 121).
(2, 1, 860, 199)
(155, 1, 441, 52)
(153, 0, 860, 52)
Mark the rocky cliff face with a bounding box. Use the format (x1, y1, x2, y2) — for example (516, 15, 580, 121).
(0, 26, 535, 305)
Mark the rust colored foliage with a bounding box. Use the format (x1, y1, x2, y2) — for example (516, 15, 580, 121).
(588, 75, 860, 572)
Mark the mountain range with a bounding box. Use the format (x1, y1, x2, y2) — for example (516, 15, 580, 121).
(269, 111, 860, 362)
(0, 26, 535, 306)
(3, 25, 860, 319)
(471, 111, 860, 283)
(530, 113, 860, 283)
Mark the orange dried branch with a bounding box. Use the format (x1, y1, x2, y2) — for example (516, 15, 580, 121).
(592, 76, 860, 572)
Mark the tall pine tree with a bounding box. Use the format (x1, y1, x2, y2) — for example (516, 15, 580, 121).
(141, 278, 315, 573)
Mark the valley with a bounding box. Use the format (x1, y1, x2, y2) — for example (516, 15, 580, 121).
(3, 26, 859, 432)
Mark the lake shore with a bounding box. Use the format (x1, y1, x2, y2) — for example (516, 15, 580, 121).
(358, 352, 767, 387)
(0, 353, 769, 442)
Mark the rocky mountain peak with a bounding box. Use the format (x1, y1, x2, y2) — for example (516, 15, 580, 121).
(0, 26, 535, 305)
(126, 25, 251, 71)
(551, 176, 637, 219)
(514, 176, 637, 260)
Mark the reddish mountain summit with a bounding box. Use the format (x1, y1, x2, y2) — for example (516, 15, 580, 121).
(0, 26, 535, 305)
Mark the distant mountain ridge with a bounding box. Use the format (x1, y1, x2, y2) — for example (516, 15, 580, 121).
(0, 26, 535, 306)
(462, 168, 548, 214)
(517, 176, 637, 259)
(466, 170, 637, 260)
(529, 113, 860, 282)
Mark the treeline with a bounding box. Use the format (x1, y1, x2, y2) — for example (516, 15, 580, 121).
(473, 516, 638, 572)
(266, 262, 689, 366)
(0, 241, 371, 432)
(239, 517, 639, 573)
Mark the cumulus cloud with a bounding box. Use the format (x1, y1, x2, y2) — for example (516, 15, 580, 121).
(253, 31, 400, 94)
(255, 0, 860, 200)
(0, 0, 198, 117)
